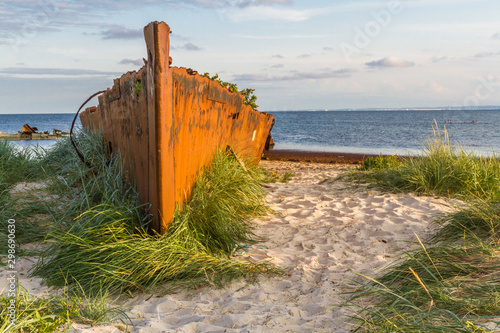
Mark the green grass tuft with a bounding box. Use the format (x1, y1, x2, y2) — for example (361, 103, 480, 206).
(0, 140, 46, 185)
(432, 200, 500, 245)
(0, 286, 131, 332)
(33, 136, 280, 294)
(348, 241, 500, 332)
(360, 155, 401, 171)
(351, 124, 500, 201)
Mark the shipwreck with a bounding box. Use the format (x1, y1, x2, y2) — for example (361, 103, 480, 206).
(0, 124, 68, 141)
(79, 21, 274, 234)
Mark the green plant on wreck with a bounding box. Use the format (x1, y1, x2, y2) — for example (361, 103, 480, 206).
(203, 72, 259, 109)
(133, 80, 142, 96)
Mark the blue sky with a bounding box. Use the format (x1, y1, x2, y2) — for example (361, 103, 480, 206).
(0, 0, 499, 113)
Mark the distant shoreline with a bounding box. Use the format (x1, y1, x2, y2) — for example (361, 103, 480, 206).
(266, 107, 500, 112)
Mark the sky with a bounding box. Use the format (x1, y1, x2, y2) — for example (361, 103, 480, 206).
(0, 0, 500, 113)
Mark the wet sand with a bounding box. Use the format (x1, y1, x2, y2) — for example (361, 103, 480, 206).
(263, 150, 387, 164)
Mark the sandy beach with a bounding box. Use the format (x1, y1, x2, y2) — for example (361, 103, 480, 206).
(1, 160, 455, 332)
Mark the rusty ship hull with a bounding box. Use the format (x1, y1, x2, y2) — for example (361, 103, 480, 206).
(79, 21, 274, 234)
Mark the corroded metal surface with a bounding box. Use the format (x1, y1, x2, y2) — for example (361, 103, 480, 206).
(80, 21, 274, 234)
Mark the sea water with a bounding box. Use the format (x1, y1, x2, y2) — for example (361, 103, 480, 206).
(1, 110, 500, 156)
(268, 110, 500, 156)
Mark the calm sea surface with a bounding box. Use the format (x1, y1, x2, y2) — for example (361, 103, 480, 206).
(268, 110, 500, 156)
(1, 110, 499, 156)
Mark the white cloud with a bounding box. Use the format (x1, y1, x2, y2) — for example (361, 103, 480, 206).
(101, 26, 142, 40)
(119, 58, 143, 66)
(424, 80, 450, 94)
(366, 56, 415, 68)
(182, 42, 202, 51)
(222, 6, 324, 22)
(233, 68, 357, 81)
(172, 42, 203, 51)
(431, 56, 448, 63)
(180, 0, 291, 8)
(235, 33, 328, 39)
(473, 51, 500, 58)
(0, 67, 121, 79)
(47, 48, 90, 57)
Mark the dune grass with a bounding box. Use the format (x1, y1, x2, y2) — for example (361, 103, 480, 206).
(41, 130, 139, 219)
(1, 129, 278, 331)
(0, 140, 46, 186)
(432, 200, 500, 245)
(348, 124, 500, 332)
(348, 239, 500, 332)
(0, 135, 135, 331)
(32, 130, 280, 295)
(0, 286, 131, 332)
(353, 124, 500, 201)
(0, 141, 55, 255)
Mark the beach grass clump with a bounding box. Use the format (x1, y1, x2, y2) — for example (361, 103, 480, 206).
(353, 124, 500, 201)
(399, 131, 500, 201)
(0, 141, 56, 253)
(279, 171, 295, 183)
(359, 155, 401, 171)
(174, 150, 268, 254)
(0, 286, 131, 332)
(0, 197, 54, 257)
(348, 239, 500, 332)
(41, 129, 139, 222)
(0, 140, 46, 185)
(33, 136, 279, 294)
(258, 169, 295, 183)
(432, 200, 500, 245)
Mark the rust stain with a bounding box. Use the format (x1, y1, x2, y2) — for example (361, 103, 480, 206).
(80, 21, 274, 234)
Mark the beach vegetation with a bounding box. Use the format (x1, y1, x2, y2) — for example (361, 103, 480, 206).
(359, 155, 401, 171)
(0, 142, 55, 256)
(1, 129, 278, 331)
(279, 171, 295, 183)
(0, 286, 131, 332)
(348, 235, 500, 331)
(133, 80, 142, 96)
(259, 169, 295, 183)
(0, 140, 46, 186)
(351, 123, 500, 201)
(32, 129, 280, 295)
(347, 123, 500, 332)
